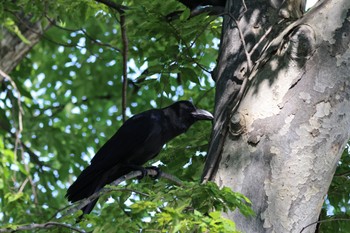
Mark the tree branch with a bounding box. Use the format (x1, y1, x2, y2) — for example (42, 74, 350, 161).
(226, 13, 252, 71)
(300, 218, 350, 233)
(0, 166, 179, 233)
(0, 222, 86, 233)
(82, 29, 121, 52)
(1, 168, 182, 233)
(334, 170, 350, 177)
(66, 168, 183, 215)
(166, 20, 212, 73)
(0, 70, 39, 203)
(0, 69, 24, 143)
(1, 69, 40, 205)
(120, 13, 128, 123)
(44, 16, 121, 52)
(95, 0, 128, 13)
(248, 25, 273, 57)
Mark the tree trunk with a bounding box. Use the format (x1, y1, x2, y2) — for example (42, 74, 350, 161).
(203, 0, 350, 232)
(0, 15, 48, 77)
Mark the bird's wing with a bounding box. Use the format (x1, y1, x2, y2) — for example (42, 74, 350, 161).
(66, 110, 164, 203)
(90, 109, 164, 167)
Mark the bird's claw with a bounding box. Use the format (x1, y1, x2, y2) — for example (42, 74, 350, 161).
(145, 166, 162, 179)
(136, 166, 162, 180)
(136, 167, 148, 180)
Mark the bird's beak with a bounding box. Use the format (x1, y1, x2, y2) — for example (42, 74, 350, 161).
(191, 109, 214, 120)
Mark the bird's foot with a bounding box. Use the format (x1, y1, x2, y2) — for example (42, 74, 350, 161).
(127, 165, 161, 180)
(136, 167, 148, 180)
(145, 166, 162, 179)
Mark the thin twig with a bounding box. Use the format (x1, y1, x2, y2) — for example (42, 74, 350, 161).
(44, 16, 121, 52)
(166, 21, 211, 73)
(0, 69, 24, 146)
(226, 13, 252, 71)
(18, 178, 29, 193)
(9, 11, 89, 51)
(335, 170, 350, 177)
(248, 26, 273, 56)
(82, 29, 121, 52)
(300, 218, 350, 233)
(0, 222, 86, 233)
(0, 69, 39, 205)
(236, 18, 252, 70)
(120, 13, 128, 123)
(44, 16, 80, 32)
(240, 0, 248, 19)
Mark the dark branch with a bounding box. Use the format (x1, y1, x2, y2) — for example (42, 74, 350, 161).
(45, 17, 121, 52)
(82, 29, 121, 52)
(334, 170, 350, 177)
(120, 14, 128, 123)
(95, 0, 128, 13)
(300, 218, 350, 233)
(0, 222, 86, 233)
(66, 168, 183, 215)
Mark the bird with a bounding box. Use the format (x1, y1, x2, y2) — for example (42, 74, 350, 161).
(178, 0, 226, 10)
(66, 100, 213, 215)
(166, 0, 226, 21)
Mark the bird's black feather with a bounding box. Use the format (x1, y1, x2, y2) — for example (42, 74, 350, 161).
(66, 100, 213, 215)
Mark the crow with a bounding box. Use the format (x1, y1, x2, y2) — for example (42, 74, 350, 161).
(178, 0, 226, 10)
(66, 100, 213, 215)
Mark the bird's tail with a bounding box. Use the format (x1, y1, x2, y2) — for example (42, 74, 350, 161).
(66, 165, 107, 215)
(66, 164, 131, 215)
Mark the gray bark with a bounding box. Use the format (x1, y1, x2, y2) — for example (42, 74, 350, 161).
(203, 0, 350, 232)
(0, 16, 47, 76)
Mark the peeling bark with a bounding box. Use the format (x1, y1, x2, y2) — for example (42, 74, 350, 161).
(203, 0, 350, 232)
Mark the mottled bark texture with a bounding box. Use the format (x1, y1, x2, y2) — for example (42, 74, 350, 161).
(0, 15, 47, 77)
(203, 0, 350, 232)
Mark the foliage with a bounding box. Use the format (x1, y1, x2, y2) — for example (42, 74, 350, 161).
(318, 145, 350, 232)
(2, 0, 350, 232)
(2, 180, 253, 232)
(0, 0, 248, 232)
(73, 181, 253, 233)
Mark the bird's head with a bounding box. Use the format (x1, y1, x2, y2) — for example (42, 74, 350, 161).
(178, 100, 213, 121)
(164, 100, 213, 133)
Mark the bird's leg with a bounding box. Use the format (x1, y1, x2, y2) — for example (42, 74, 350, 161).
(125, 164, 162, 179)
(145, 166, 162, 179)
(137, 167, 148, 180)
(125, 164, 149, 179)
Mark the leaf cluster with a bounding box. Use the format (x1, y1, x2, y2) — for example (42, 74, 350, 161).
(59, 180, 253, 233)
(318, 145, 350, 232)
(0, 0, 231, 232)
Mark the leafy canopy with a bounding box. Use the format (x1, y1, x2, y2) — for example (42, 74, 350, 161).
(0, 0, 252, 232)
(2, 0, 349, 232)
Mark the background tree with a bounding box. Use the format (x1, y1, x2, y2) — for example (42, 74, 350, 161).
(0, 0, 349, 232)
(0, 1, 248, 232)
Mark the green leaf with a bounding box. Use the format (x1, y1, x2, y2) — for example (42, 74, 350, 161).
(180, 67, 199, 83)
(4, 18, 30, 44)
(5, 192, 24, 203)
(0, 0, 222, 230)
(180, 8, 191, 21)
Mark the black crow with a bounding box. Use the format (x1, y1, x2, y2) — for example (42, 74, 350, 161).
(178, 0, 226, 10)
(66, 100, 213, 215)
